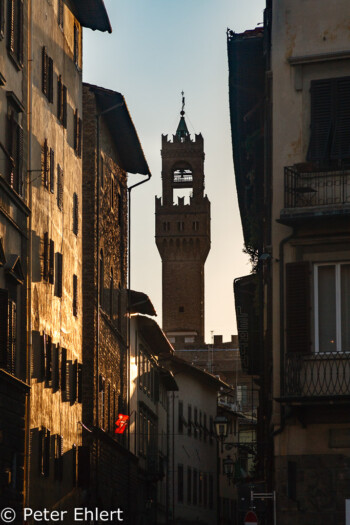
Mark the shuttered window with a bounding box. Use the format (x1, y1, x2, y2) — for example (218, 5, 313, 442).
(43, 232, 49, 281)
(73, 192, 78, 235)
(77, 363, 83, 403)
(308, 77, 350, 163)
(0, 289, 8, 368)
(45, 335, 52, 385)
(73, 274, 78, 317)
(57, 165, 63, 210)
(71, 359, 78, 402)
(52, 345, 59, 391)
(49, 240, 54, 284)
(41, 47, 53, 103)
(49, 148, 55, 193)
(54, 435, 63, 481)
(55, 252, 63, 297)
(39, 427, 50, 477)
(58, 0, 64, 29)
(0, 0, 4, 39)
(7, 106, 23, 195)
(74, 110, 82, 157)
(57, 76, 67, 127)
(286, 261, 311, 354)
(0, 291, 16, 375)
(60, 347, 67, 391)
(42, 139, 49, 189)
(7, 0, 23, 67)
(73, 23, 79, 66)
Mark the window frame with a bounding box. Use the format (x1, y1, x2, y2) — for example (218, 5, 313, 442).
(314, 261, 350, 353)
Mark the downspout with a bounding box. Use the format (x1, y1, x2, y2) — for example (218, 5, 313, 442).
(95, 111, 100, 504)
(25, 0, 33, 506)
(272, 231, 294, 437)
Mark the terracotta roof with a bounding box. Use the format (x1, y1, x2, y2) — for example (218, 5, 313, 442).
(68, 0, 112, 33)
(128, 290, 156, 316)
(84, 83, 151, 176)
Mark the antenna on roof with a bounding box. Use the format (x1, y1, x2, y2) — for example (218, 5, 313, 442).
(181, 91, 185, 116)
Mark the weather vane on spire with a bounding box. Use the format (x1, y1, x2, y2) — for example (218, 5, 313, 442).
(181, 91, 185, 116)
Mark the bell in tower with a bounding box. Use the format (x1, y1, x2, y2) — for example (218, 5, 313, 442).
(155, 94, 211, 348)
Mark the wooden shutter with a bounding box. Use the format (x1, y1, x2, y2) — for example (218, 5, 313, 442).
(40, 333, 46, 380)
(62, 85, 67, 128)
(307, 79, 332, 162)
(43, 232, 49, 280)
(42, 46, 47, 95)
(54, 435, 63, 480)
(49, 239, 54, 284)
(78, 118, 82, 157)
(49, 148, 54, 193)
(331, 77, 350, 160)
(45, 335, 52, 384)
(60, 347, 67, 391)
(18, 0, 23, 65)
(7, 299, 16, 374)
(57, 75, 62, 120)
(0, 0, 5, 39)
(56, 252, 62, 297)
(58, 0, 64, 28)
(0, 289, 9, 368)
(43, 139, 49, 188)
(73, 274, 77, 316)
(73, 24, 78, 65)
(17, 124, 23, 195)
(52, 345, 59, 391)
(48, 57, 53, 103)
(74, 110, 78, 152)
(77, 363, 83, 403)
(44, 428, 50, 477)
(73, 192, 78, 235)
(38, 427, 45, 475)
(57, 165, 63, 210)
(7, 0, 15, 53)
(71, 359, 78, 402)
(285, 261, 311, 354)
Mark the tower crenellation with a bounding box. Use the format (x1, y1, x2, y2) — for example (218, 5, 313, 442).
(155, 96, 211, 348)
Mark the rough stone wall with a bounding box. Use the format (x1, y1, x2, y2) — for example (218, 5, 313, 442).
(29, 0, 83, 511)
(82, 84, 129, 511)
(275, 453, 350, 525)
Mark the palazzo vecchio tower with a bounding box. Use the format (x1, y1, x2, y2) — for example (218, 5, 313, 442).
(155, 95, 211, 348)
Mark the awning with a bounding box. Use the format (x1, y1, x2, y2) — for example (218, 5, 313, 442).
(67, 0, 112, 33)
(128, 290, 156, 317)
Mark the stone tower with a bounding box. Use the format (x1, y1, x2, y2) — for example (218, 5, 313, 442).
(155, 97, 211, 347)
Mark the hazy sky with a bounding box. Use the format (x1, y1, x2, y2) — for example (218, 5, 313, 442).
(83, 0, 265, 343)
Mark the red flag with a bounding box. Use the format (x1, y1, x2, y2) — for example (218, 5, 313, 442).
(114, 414, 130, 434)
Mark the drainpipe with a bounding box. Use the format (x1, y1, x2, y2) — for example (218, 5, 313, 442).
(25, 0, 33, 507)
(272, 231, 294, 437)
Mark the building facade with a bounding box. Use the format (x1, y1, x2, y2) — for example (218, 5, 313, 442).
(229, 1, 350, 523)
(155, 102, 211, 347)
(27, 0, 110, 517)
(81, 83, 150, 519)
(0, 1, 30, 517)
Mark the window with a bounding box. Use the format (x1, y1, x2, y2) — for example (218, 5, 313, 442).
(39, 427, 50, 477)
(314, 263, 350, 353)
(99, 375, 105, 429)
(192, 221, 199, 231)
(73, 274, 78, 317)
(7, 0, 23, 67)
(73, 23, 79, 66)
(178, 401, 183, 434)
(198, 472, 203, 505)
(194, 408, 198, 438)
(177, 464, 184, 503)
(74, 110, 82, 156)
(0, 0, 4, 39)
(203, 473, 208, 507)
(6, 95, 23, 195)
(187, 405, 192, 436)
(73, 192, 78, 235)
(99, 250, 104, 306)
(54, 435, 63, 481)
(163, 222, 170, 231)
(179, 306, 184, 313)
(42, 47, 53, 103)
(57, 76, 67, 127)
(287, 461, 297, 501)
(0, 290, 16, 374)
(44, 334, 52, 385)
(193, 469, 198, 505)
(209, 416, 213, 444)
(187, 467, 192, 504)
(42, 140, 54, 192)
(177, 221, 185, 231)
(57, 0, 64, 28)
(55, 253, 62, 298)
(199, 411, 202, 440)
(57, 165, 63, 210)
(203, 413, 207, 442)
(308, 76, 350, 163)
(60, 347, 67, 391)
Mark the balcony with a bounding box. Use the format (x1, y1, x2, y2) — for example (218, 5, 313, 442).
(283, 351, 350, 403)
(280, 165, 350, 224)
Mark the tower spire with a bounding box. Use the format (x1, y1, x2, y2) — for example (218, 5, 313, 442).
(176, 91, 189, 140)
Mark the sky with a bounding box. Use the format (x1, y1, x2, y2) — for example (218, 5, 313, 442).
(83, 0, 265, 344)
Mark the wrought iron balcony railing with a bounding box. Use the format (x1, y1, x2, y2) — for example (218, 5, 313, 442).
(284, 165, 350, 209)
(284, 351, 350, 399)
